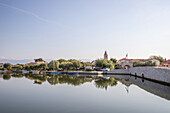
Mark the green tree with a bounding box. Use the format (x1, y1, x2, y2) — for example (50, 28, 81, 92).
(85, 62, 92, 66)
(72, 61, 82, 69)
(149, 55, 165, 64)
(133, 61, 156, 67)
(30, 64, 40, 70)
(115, 63, 121, 69)
(57, 59, 66, 63)
(12, 65, 23, 71)
(48, 60, 59, 70)
(59, 62, 73, 70)
(34, 58, 43, 62)
(25, 65, 31, 71)
(110, 58, 117, 64)
(3, 63, 12, 70)
(95, 59, 114, 69)
(39, 63, 48, 71)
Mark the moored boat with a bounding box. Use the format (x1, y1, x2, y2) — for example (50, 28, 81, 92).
(100, 76, 110, 80)
(50, 71, 62, 75)
(67, 72, 79, 75)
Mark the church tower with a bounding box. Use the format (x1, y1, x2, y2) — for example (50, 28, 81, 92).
(104, 51, 108, 60)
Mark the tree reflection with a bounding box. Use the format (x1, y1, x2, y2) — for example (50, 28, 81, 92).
(47, 75, 92, 86)
(95, 77, 117, 90)
(3, 74, 11, 80)
(24, 74, 47, 84)
(11, 74, 24, 78)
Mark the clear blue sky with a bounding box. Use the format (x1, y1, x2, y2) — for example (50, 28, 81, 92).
(1, 0, 170, 60)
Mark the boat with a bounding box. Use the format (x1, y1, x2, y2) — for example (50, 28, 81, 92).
(67, 72, 79, 75)
(101, 68, 110, 71)
(50, 71, 62, 75)
(100, 76, 110, 80)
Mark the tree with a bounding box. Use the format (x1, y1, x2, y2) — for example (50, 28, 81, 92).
(39, 63, 48, 71)
(95, 59, 114, 69)
(34, 58, 43, 62)
(3, 63, 12, 70)
(115, 63, 121, 69)
(57, 59, 66, 63)
(149, 55, 165, 63)
(110, 58, 117, 64)
(12, 65, 23, 71)
(48, 60, 59, 70)
(59, 62, 73, 70)
(72, 61, 82, 69)
(25, 65, 31, 71)
(95, 59, 106, 68)
(133, 61, 156, 67)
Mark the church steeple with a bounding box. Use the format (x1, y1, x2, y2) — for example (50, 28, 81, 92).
(104, 51, 108, 60)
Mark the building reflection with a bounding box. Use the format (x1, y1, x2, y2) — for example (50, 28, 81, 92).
(1, 73, 170, 101)
(108, 75, 170, 100)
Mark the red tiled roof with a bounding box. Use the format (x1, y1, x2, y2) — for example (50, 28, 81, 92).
(119, 58, 127, 61)
(27, 62, 36, 65)
(0, 63, 4, 65)
(162, 59, 170, 64)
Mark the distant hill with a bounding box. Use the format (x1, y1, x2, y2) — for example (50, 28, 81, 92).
(0, 59, 92, 65)
(0, 59, 34, 65)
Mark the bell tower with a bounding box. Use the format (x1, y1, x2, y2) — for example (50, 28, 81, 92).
(104, 51, 108, 60)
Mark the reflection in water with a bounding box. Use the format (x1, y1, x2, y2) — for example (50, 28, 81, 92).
(108, 75, 170, 100)
(3, 74, 11, 80)
(2, 74, 117, 89)
(25, 74, 47, 84)
(95, 77, 117, 90)
(47, 75, 92, 86)
(12, 74, 24, 78)
(1, 73, 170, 101)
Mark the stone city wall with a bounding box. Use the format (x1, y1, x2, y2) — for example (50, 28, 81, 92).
(109, 67, 170, 83)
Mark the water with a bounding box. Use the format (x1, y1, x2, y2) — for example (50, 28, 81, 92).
(0, 73, 170, 113)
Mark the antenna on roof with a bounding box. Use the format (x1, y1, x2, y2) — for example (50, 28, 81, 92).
(125, 53, 128, 59)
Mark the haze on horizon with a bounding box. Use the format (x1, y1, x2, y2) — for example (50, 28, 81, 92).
(1, 0, 170, 60)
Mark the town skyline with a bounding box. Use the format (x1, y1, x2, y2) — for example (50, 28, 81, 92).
(0, 50, 168, 65)
(1, 1, 170, 113)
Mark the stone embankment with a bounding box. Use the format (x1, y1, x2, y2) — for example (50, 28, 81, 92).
(108, 67, 170, 84)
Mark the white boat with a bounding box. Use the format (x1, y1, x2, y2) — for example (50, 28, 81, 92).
(100, 76, 110, 80)
(22, 71, 30, 74)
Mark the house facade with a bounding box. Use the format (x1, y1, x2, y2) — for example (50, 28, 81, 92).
(161, 60, 170, 68)
(26, 61, 47, 65)
(0, 63, 4, 68)
(35, 61, 47, 64)
(118, 58, 160, 69)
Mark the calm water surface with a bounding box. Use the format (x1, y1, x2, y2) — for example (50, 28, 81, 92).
(0, 74, 170, 113)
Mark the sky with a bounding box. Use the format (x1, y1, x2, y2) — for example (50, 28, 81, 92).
(0, 0, 170, 61)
